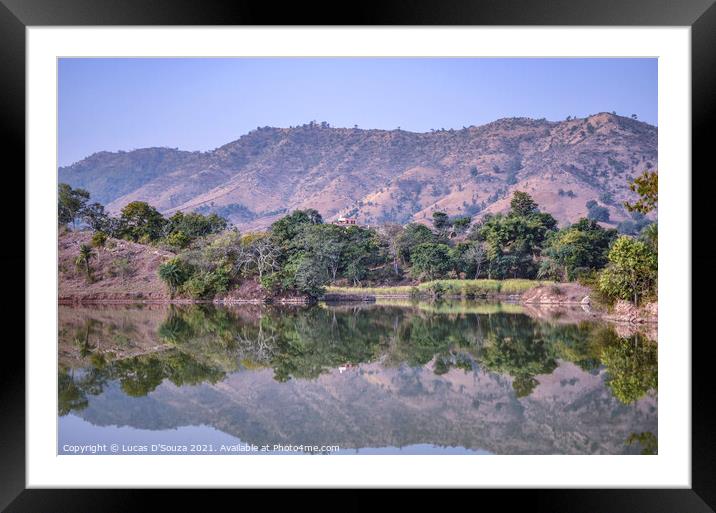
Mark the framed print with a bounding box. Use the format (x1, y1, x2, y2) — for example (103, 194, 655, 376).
(2, 0, 714, 510)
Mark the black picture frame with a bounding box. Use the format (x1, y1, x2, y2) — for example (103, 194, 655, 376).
(1, 0, 712, 510)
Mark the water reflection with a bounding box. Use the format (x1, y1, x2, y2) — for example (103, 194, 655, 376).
(58, 301, 657, 454)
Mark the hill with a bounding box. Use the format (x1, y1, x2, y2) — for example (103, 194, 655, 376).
(58, 230, 175, 302)
(59, 113, 657, 230)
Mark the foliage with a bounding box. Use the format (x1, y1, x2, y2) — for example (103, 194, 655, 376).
(601, 334, 657, 404)
(469, 192, 557, 279)
(396, 223, 436, 263)
(510, 191, 539, 217)
(158, 257, 192, 298)
(163, 230, 192, 249)
(74, 244, 94, 282)
(624, 170, 657, 214)
(165, 211, 228, 240)
(539, 218, 617, 281)
(626, 431, 657, 455)
(118, 201, 167, 242)
(58, 183, 90, 227)
(410, 243, 454, 280)
(598, 236, 657, 305)
(91, 231, 108, 248)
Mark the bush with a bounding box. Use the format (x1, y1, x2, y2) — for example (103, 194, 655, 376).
(109, 258, 133, 281)
(181, 273, 213, 299)
(164, 230, 191, 249)
(91, 231, 108, 248)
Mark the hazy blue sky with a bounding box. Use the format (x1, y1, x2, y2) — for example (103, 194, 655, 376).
(58, 58, 657, 167)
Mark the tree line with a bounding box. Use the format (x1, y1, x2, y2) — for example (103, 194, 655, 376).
(59, 169, 657, 305)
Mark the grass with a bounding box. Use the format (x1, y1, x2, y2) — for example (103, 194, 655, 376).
(326, 279, 552, 297)
(374, 299, 526, 315)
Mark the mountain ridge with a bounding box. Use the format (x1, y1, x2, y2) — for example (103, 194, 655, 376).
(59, 113, 657, 230)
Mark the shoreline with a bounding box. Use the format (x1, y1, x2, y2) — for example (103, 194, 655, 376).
(59, 291, 657, 326)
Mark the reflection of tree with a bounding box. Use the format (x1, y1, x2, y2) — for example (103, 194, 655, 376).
(58, 367, 88, 416)
(626, 431, 657, 455)
(478, 314, 558, 398)
(58, 303, 658, 415)
(601, 333, 657, 404)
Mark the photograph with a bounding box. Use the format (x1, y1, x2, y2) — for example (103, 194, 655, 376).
(56, 56, 659, 456)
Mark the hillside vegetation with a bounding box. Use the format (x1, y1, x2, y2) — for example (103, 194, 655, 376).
(58, 169, 657, 308)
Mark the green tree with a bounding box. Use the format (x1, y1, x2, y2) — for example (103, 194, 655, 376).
(119, 201, 167, 242)
(91, 231, 108, 248)
(58, 183, 90, 227)
(539, 218, 617, 281)
(81, 202, 110, 231)
(410, 243, 453, 280)
(165, 211, 228, 240)
(270, 209, 323, 247)
(598, 236, 657, 305)
(433, 212, 450, 233)
(510, 191, 538, 217)
(624, 170, 657, 214)
(396, 223, 436, 264)
(469, 193, 557, 279)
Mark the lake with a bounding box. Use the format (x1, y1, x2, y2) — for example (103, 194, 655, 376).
(58, 301, 657, 455)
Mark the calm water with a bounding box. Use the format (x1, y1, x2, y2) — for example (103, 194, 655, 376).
(58, 301, 657, 455)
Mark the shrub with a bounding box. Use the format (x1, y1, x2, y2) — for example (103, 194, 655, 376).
(158, 258, 192, 298)
(164, 230, 191, 249)
(109, 258, 133, 281)
(181, 273, 212, 299)
(91, 231, 108, 248)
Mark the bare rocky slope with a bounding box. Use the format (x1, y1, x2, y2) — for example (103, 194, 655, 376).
(59, 113, 657, 231)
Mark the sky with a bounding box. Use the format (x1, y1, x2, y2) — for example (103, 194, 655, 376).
(58, 58, 657, 167)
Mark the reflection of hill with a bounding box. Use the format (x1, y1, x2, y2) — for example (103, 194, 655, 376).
(59, 304, 171, 366)
(59, 302, 657, 454)
(73, 360, 656, 454)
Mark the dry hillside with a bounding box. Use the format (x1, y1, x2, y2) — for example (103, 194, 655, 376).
(59, 113, 657, 230)
(58, 230, 175, 302)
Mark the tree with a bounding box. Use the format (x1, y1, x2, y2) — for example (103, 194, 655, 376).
(164, 211, 227, 240)
(378, 224, 404, 276)
(75, 244, 94, 281)
(469, 193, 557, 279)
(396, 223, 437, 264)
(598, 236, 657, 305)
(410, 243, 453, 280)
(236, 235, 281, 281)
(81, 202, 110, 231)
(510, 191, 538, 217)
(58, 183, 90, 227)
(624, 170, 657, 214)
(91, 231, 108, 248)
(539, 218, 618, 281)
(431, 211, 451, 237)
(270, 209, 323, 247)
(118, 201, 167, 242)
(463, 242, 486, 279)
